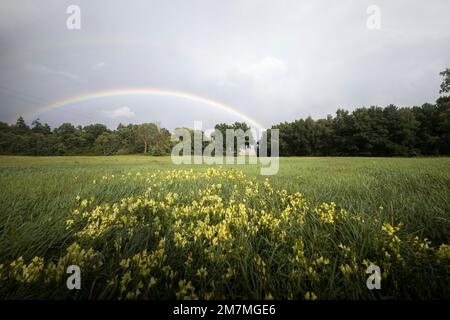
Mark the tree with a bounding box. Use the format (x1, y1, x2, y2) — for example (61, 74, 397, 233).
(232, 121, 255, 152)
(95, 132, 120, 155)
(116, 123, 138, 153)
(440, 68, 450, 94)
(149, 127, 173, 155)
(54, 123, 86, 154)
(435, 96, 450, 154)
(82, 124, 108, 148)
(136, 123, 159, 154)
(14, 116, 29, 133)
(214, 122, 254, 156)
(333, 109, 357, 155)
(31, 119, 51, 135)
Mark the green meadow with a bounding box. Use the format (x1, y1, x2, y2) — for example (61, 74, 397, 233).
(0, 156, 449, 299)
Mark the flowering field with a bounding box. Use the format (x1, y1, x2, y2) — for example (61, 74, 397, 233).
(0, 156, 449, 299)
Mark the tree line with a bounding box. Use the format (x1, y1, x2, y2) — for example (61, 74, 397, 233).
(263, 97, 449, 156)
(0, 118, 254, 156)
(1, 69, 449, 157)
(0, 120, 173, 156)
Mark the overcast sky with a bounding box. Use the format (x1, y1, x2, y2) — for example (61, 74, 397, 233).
(0, 0, 449, 131)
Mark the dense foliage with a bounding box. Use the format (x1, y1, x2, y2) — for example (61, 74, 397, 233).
(269, 97, 450, 156)
(0, 121, 173, 156)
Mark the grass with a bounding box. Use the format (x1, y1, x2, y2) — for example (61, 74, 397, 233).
(0, 155, 449, 299)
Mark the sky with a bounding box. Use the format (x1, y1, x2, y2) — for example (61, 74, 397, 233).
(0, 0, 449, 131)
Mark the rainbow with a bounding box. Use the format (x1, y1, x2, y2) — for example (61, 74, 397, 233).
(27, 88, 266, 131)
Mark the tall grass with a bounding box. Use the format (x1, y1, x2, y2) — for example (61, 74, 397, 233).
(0, 156, 449, 299)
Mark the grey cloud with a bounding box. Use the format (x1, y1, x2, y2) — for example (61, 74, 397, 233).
(0, 0, 449, 129)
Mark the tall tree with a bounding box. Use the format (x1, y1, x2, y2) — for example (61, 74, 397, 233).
(214, 122, 254, 156)
(136, 123, 159, 154)
(440, 68, 450, 94)
(14, 116, 29, 133)
(95, 132, 120, 155)
(31, 119, 51, 135)
(82, 124, 108, 147)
